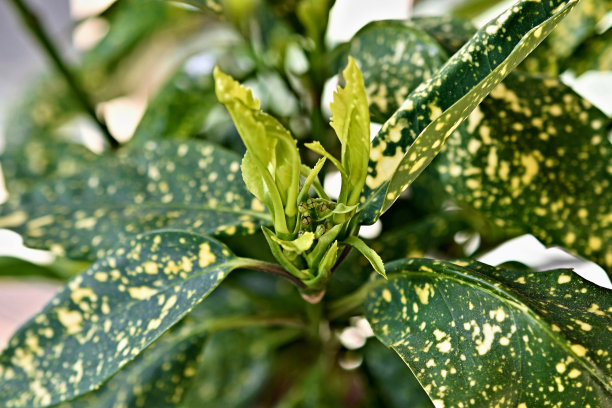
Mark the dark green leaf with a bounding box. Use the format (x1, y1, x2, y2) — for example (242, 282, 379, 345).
(565, 28, 612, 74)
(131, 70, 217, 145)
(0, 257, 85, 281)
(366, 258, 612, 407)
(347, 20, 447, 123)
(0, 140, 269, 260)
(362, 340, 432, 408)
(360, 0, 578, 223)
(435, 72, 612, 275)
(409, 16, 477, 54)
(55, 325, 207, 408)
(0, 230, 240, 407)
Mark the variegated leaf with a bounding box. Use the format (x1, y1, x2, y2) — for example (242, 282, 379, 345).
(0, 231, 242, 407)
(436, 72, 612, 276)
(360, 0, 578, 223)
(0, 140, 269, 261)
(55, 326, 206, 408)
(366, 258, 612, 407)
(347, 20, 447, 123)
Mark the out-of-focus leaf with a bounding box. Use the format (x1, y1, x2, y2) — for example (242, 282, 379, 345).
(435, 72, 612, 276)
(131, 71, 217, 145)
(360, 0, 578, 223)
(0, 257, 85, 281)
(347, 20, 447, 123)
(0, 231, 240, 407)
(565, 29, 612, 74)
(0, 140, 268, 261)
(1, 139, 97, 197)
(452, 0, 505, 19)
(366, 258, 612, 407)
(362, 340, 432, 408)
(521, 0, 612, 75)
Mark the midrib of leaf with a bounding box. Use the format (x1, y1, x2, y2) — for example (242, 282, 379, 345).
(382, 263, 612, 391)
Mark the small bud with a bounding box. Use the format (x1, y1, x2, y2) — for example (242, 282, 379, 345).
(301, 216, 312, 226)
(315, 224, 327, 238)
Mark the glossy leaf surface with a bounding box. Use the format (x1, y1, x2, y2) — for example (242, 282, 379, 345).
(0, 231, 239, 407)
(436, 72, 612, 275)
(366, 258, 612, 407)
(56, 326, 206, 408)
(361, 0, 578, 223)
(347, 20, 447, 123)
(0, 140, 268, 260)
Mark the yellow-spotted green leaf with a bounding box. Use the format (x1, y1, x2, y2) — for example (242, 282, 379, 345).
(131, 70, 217, 145)
(360, 0, 578, 224)
(0, 230, 241, 408)
(330, 57, 372, 207)
(214, 67, 301, 235)
(55, 326, 207, 408)
(346, 20, 447, 124)
(365, 258, 612, 407)
(410, 16, 477, 54)
(363, 340, 432, 408)
(0, 140, 268, 261)
(436, 72, 612, 276)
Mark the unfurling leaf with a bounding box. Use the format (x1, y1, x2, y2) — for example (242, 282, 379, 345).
(330, 57, 371, 207)
(343, 235, 386, 278)
(214, 67, 301, 235)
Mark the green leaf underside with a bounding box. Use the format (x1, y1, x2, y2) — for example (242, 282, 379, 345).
(435, 72, 612, 275)
(0, 140, 268, 261)
(366, 258, 612, 407)
(347, 20, 448, 124)
(360, 0, 578, 224)
(0, 231, 237, 407)
(55, 326, 206, 408)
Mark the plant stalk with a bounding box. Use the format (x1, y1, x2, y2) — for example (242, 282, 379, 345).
(9, 0, 120, 149)
(235, 258, 307, 289)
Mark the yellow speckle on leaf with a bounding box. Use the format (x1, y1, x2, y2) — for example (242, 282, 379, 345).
(57, 308, 83, 334)
(557, 274, 571, 284)
(128, 286, 157, 300)
(382, 289, 392, 302)
(571, 344, 587, 357)
(198, 243, 216, 267)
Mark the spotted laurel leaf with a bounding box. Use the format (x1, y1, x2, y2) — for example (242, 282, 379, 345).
(0, 231, 241, 407)
(55, 325, 207, 408)
(435, 72, 612, 277)
(347, 20, 447, 123)
(360, 0, 579, 224)
(0, 140, 269, 261)
(366, 258, 612, 407)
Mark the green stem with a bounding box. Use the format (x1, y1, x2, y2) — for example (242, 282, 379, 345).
(9, 0, 120, 149)
(327, 279, 384, 320)
(233, 257, 307, 289)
